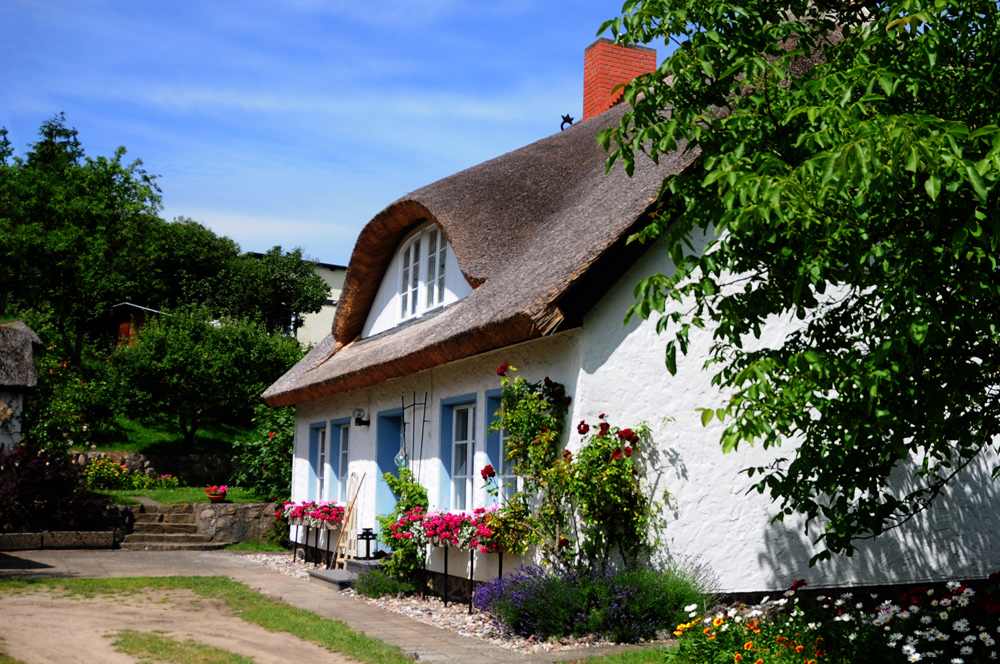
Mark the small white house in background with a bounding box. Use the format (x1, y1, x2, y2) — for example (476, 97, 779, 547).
(0, 322, 42, 450)
(264, 39, 1000, 593)
(295, 261, 347, 348)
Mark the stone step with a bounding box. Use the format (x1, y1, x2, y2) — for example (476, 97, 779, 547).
(131, 522, 199, 535)
(134, 512, 196, 525)
(119, 541, 232, 552)
(308, 569, 357, 590)
(122, 532, 214, 544)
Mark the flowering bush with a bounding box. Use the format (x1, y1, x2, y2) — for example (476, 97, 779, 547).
(278, 499, 346, 526)
(475, 563, 706, 643)
(488, 364, 572, 566)
(387, 505, 430, 547)
(84, 457, 129, 490)
(571, 416, 652, 566)
(668, 577, 1000, 664)
(205, 484, 227, 497)
(421, 507, 498, 552)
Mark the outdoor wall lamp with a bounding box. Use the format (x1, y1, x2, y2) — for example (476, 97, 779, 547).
(352, 408, 370, 427)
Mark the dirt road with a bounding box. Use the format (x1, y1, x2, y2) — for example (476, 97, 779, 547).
(0, 589, 351, 663)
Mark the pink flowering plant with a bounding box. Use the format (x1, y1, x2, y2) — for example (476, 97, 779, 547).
(204, 484, 227, 496)
(279, 499, 345, 527)
(420, 507, 498, 552)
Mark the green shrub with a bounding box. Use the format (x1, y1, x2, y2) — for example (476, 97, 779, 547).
(375, 468, 428, 582)
(84, 457, 129, 489)
(353, 565, 415, 598)
(231, 402, 293, 499)
(475, 564, 709, 643)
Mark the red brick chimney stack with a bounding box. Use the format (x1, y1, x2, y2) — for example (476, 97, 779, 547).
(583, 38, 657, 121)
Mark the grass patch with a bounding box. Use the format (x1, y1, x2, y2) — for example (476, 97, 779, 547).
(109, 630, 255, 664)
(80, 417, 251, 456)
(0, 637, 27, 664)
(568, 649, 668, 664)
(94, 486, 268, 505)
(0, 576, 415, 664)
(224, 540, 288, 552)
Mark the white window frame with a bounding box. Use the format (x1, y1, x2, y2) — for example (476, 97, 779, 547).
(398, 225, 447, 323)
(451, 403, 475, 511)
(338, 423, 350, 503)
(316, 427, 328, 501)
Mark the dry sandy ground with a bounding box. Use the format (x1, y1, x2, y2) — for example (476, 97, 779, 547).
(0, 589, 352, 663)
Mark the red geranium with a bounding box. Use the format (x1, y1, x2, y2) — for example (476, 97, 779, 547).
(497, 362, 510, 376)
(577, 420, 590, 435)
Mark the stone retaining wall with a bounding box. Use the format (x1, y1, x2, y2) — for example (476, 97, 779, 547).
(72, 451, 236, 484)
(193, 502, 277, 543)
(0, 531, 114, 550)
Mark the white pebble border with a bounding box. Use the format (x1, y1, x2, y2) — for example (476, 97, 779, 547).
(241, 552, 628, 654)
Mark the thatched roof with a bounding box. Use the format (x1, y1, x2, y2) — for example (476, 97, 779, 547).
(0, 322, 43, 390)
(263, 103, 696, 407)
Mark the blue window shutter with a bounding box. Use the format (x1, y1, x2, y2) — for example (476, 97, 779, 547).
(439, 404, 453, 510)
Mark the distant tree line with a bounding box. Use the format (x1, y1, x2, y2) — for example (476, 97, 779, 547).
(0, 114, 326, 448)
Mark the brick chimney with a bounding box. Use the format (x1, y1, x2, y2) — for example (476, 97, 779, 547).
(583, 38, 657, 121)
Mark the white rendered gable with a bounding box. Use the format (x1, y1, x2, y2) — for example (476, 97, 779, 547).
(362, 223, 472, 338)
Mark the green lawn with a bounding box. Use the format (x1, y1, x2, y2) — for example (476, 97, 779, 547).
(94, 486, 269, 506)
(76, 416, 251, 456)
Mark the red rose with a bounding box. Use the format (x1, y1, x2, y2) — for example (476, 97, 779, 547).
(612, 448, 622, 459)
(497, 362, 510, 376)
(599, 422, 610, 436)
(624, 447, 632, 457)
(577, 420, 590, 435)
(481, 464, 496, 481)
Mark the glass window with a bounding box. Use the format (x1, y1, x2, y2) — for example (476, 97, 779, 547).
(398, 225, 447, 323)
(452, 404, 474, 511)
(338, 424, 349, 503)
(316, 427, 327, 501)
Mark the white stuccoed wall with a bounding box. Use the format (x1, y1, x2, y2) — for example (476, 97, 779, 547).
(291, 239, 1000, 591)
(574, 237, 1000, 592)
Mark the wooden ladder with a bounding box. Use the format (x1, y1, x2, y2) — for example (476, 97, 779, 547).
(330, 472, 365, 570)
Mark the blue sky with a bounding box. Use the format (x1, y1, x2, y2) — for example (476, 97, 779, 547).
(2, 1, 665, 266)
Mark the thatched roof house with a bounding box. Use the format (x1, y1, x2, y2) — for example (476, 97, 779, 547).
(263, 98, 695, 407)
(0, 322, 42, 391)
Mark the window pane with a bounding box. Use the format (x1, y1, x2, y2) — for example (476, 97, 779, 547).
(317, 429, 327, 499)
(425, 230, 438, 307)
(455, 407, 469, 441)
(436, 249, 446, 305)
(454, 441, 468, 476)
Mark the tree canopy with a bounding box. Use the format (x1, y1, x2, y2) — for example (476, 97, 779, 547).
(0, 115, 330, 446)
(600, 0, 1000, 561)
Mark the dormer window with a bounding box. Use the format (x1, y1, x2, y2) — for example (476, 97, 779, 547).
(400, 226, 446, 320)
(362, 220, 472, 338)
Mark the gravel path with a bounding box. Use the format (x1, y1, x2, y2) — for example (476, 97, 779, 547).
(240, 553, 628, 655)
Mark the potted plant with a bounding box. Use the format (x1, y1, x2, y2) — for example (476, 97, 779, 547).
(205, 485, 228, 503)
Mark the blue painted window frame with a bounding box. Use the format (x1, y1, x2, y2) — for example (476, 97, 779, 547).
(440, 393, 476, 511)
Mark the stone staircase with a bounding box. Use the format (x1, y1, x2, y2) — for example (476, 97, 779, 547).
(121, 504, 231, 551)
